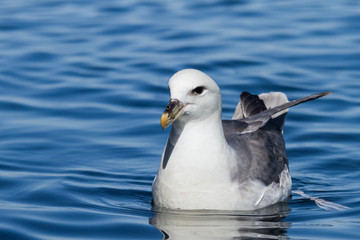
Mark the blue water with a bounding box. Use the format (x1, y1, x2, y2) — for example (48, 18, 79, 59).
(0, 0, 359, 239)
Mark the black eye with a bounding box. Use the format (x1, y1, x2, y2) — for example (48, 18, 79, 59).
(191, 86, 205, 95)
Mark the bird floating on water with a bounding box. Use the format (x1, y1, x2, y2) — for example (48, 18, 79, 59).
(152, 69, 330, 210)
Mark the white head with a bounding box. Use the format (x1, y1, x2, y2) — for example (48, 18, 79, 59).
(160, 69, 222, 129)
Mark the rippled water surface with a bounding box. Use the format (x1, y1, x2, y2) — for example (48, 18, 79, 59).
(1, 0, 360, 239)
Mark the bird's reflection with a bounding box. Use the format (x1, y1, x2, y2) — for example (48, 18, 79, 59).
(150, 203, 291, 240)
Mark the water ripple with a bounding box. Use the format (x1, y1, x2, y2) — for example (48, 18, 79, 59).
(0, 0, 359, 239)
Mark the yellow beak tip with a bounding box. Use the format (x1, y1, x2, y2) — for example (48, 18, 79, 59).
(160, 112, 169, 130)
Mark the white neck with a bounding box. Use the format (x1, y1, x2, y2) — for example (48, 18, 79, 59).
(174, 113, 226, 153)
(160, 112, 234, 186)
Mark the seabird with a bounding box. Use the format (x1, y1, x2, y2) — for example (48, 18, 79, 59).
(152, 69, 330, 210)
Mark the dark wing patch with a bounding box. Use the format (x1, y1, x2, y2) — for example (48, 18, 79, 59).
(240, 91, 267, 117)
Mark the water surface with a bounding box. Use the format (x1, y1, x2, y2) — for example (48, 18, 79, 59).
(0, 0, 359, 239)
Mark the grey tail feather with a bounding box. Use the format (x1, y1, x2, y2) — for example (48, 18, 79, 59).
(252, 91, 332, 120)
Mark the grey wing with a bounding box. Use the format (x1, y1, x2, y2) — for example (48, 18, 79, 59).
(222, 91, 331, 185)
(223, 117, 288, 186)
(237, 91, 331, 134)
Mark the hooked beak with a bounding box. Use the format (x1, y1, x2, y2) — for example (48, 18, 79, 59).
(160, 99, 185, 130)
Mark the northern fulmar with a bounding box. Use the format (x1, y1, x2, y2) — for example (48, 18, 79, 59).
(152, 69, 330, 210)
